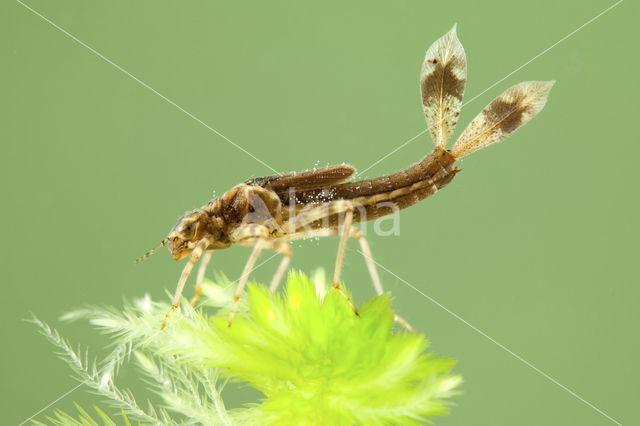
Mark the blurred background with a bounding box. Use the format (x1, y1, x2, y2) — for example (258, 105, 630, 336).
(1, 0, 637, 424)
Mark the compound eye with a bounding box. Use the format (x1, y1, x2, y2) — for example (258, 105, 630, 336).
(179, 223, 196, 240)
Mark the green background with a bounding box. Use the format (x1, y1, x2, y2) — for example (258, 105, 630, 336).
(2, 0, 637, 424)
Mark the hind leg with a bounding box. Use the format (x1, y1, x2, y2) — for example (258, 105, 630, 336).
(281, 226, 413, 332)
(352, 230, 413, 333)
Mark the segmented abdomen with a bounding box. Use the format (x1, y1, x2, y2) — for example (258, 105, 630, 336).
(289, 147, 459, 226)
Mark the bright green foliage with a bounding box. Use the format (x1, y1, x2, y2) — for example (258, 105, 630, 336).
(36, 270, 461, 425)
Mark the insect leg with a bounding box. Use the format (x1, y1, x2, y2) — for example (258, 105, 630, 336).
(333, 203, 354, 287)
(283, 200, 348, 232)
(228, 238, 266, 327)
(351, 230, 414, 333)
(281, 199, 356, 282)
(266, 240, 292, 292)
(162, 237, 211, 330)
(282, 201, 359, 315)
(345, 228, 382, 295)
(281, 227, 414, 332)
(190, 250, 213, 306)
(227, 224, 272, 327)
(232, 224, 292, 293)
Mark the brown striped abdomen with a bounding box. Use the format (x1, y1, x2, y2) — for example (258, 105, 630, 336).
(290, 146, 459, 227)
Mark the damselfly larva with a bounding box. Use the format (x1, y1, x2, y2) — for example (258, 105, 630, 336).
(136, 25, 554, 331)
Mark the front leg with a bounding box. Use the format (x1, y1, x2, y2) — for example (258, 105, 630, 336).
(162, 237, 213, 330)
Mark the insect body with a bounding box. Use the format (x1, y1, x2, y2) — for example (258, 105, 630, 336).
(137, 25, 554, 330)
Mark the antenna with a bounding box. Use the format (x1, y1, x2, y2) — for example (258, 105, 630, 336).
(134, 238, 168, 264)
